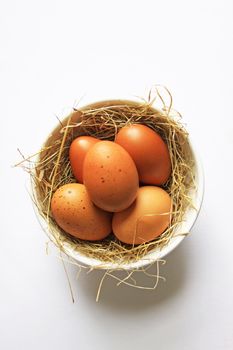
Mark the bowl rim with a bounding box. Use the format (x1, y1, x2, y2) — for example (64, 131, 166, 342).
(31, 99, 205, 271)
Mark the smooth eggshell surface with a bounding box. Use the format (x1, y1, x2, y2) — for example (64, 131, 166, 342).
(69, 136, 100, 183)
(51, 183, 112, 241)
(83, 141, 139, 212)
(112, 186, 172, 245)
(115, 124, 171, 185)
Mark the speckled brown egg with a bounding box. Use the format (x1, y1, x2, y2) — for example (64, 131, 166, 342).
(83, 141, 139, 212)
(112, 186, 172, 245)
(51, 183, 112, 241)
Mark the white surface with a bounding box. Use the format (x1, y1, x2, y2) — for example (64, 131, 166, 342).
(1, 1, 233, 349)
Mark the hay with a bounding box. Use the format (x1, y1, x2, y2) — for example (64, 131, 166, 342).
(18, 87, 195, 267)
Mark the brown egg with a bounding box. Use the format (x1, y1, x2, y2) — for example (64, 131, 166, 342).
(51, 183, 112, 241)
(112, 186, 172, 245)
(115, 124, 171, 185)
(69, 136, 100, 183)
(83, 141, 139, 212)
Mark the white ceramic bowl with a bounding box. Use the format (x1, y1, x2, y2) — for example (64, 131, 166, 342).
(33, 99, 204, 270)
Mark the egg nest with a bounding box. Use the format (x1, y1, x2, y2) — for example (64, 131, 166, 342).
(27, 89, 195, 266)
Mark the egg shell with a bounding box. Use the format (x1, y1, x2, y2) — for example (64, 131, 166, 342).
(69, 136, 100, 183)
(112, 186, 172, 245)
(51, 183, 112, 241)
(83, 141, 139, 212)
(115, 124, 171, 185)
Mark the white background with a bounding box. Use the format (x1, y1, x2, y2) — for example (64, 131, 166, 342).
(1, 0, 233, 349)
